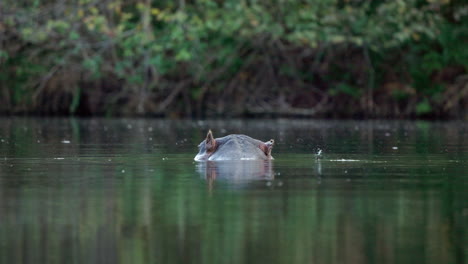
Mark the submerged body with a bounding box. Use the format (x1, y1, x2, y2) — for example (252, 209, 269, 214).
(195, 130, 274, 161)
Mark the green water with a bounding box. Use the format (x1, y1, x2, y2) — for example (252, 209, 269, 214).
(0, 118, 466, 264)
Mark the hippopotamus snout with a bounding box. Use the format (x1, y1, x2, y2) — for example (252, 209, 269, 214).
(195, 130, 274, 161)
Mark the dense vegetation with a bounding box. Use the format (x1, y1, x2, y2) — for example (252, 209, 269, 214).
(0, 0, 467, 118)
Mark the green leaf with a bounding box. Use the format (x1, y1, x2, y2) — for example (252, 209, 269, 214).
(69, 31, 80, 41)
(416, 99, 431, 115)
(175, 49, 191, 61)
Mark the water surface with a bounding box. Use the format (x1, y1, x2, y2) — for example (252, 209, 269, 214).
(0, 118, 466, 264)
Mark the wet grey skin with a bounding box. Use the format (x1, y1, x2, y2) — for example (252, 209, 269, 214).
(195, 130, 274, 161)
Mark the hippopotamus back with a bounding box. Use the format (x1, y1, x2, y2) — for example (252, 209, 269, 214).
(194, 130, 274, 161)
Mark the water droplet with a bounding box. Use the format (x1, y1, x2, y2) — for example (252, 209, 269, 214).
(316, 148, 323, 159)
(121, 169, 125, 173)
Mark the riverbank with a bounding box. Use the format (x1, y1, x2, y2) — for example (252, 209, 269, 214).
(1, 1, 466, 119)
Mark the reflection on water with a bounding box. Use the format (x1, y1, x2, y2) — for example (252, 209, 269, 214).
(197, 160, 275, 192)
(197, 160, 274, 181)
(0, 118, 466, 264)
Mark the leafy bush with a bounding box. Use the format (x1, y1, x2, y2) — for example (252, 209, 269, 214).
(0, 0, 466, 118)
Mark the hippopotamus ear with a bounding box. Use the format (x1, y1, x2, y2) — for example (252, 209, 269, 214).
(260, 139, 274, 156)
(205, 130, 217, 151)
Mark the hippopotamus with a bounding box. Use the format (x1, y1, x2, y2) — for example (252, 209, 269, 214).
(194, 130, 274, 161)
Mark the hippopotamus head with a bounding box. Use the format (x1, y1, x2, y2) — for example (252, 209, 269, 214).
(194, 130, 274, 161)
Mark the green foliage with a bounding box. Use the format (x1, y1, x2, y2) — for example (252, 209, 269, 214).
(82, 56, 102, 78)
(0, 0, 465, 117)
(406, 19, 467, 104)
(416, 99, 432, 115)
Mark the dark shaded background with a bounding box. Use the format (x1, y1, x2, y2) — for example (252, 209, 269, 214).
(0, 0, 467, 118)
